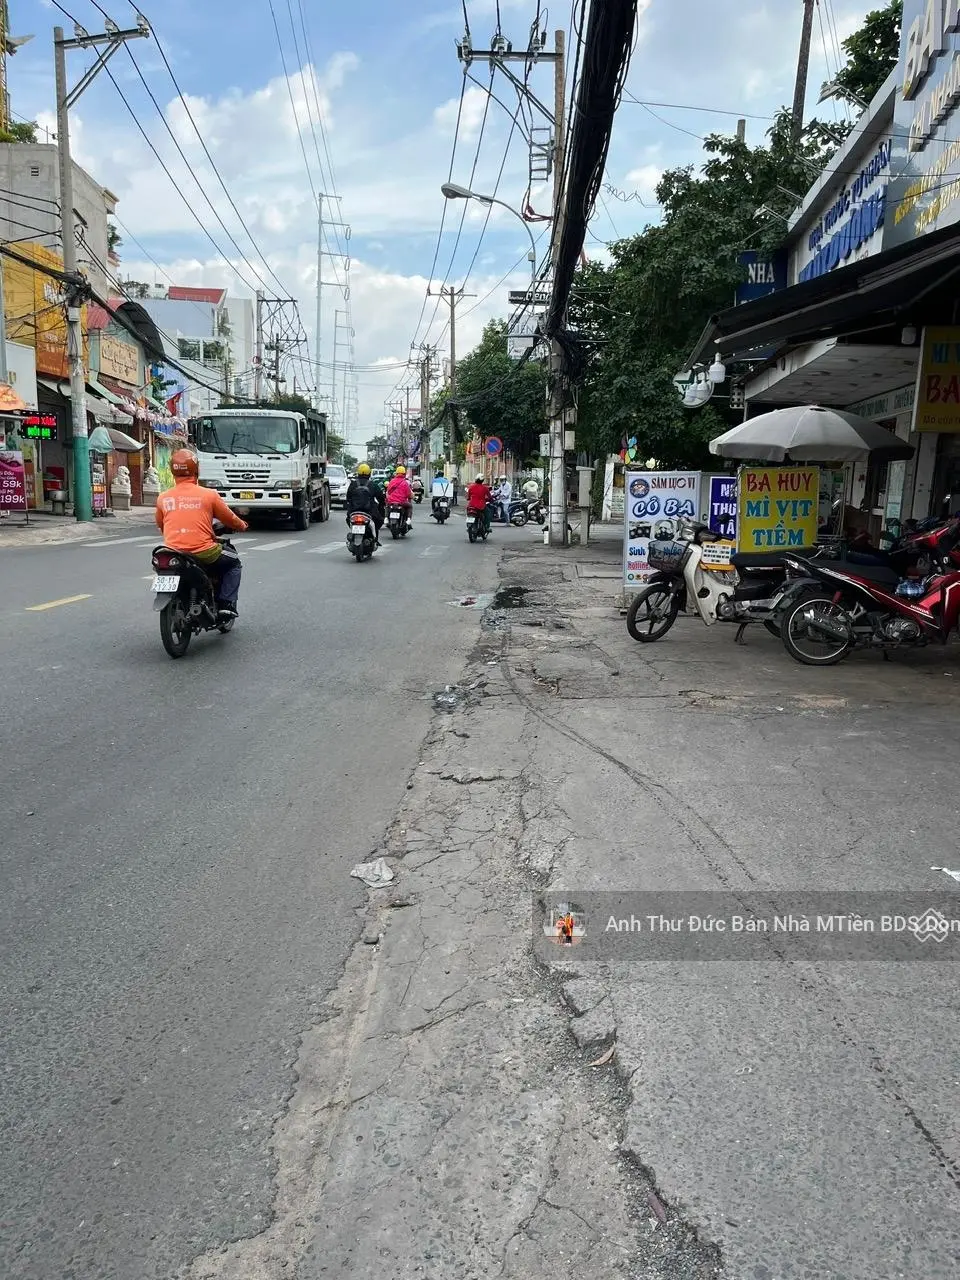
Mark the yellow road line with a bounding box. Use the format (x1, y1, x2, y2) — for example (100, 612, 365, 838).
(25, 594, 92, 612)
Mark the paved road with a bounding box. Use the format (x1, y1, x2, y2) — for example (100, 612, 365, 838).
(0, 509, 527, 1279)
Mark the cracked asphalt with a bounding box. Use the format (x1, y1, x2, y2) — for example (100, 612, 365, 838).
(7, 517, 960, 1279)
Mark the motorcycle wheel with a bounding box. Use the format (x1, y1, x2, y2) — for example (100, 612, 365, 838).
(160, 600, 192, 658)
(468, 527, 477, 543)
(781, 595, 853, 666)
(626, 583, 680, 642)
(390, 525, 400, 539)
(763, 620, 782, 638)
(511, 512, 527, 527)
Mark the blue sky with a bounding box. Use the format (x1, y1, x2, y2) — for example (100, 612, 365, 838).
(8, 0, 876, 437)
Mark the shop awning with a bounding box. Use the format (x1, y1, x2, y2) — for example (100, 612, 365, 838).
(38, 375, 136, 425)
(745, 338, 920, 407)
(88, 425, 145, 453)
(689, 221, 960, 366)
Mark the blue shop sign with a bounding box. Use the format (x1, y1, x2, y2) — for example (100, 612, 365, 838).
(735, 250, 787, 305)
(798, 140, 891, 283)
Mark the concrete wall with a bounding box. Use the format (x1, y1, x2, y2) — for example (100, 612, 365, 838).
(0, 143, 116, 296)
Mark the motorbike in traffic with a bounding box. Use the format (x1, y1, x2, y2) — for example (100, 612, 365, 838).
(150, 525, 239, 659)
(626, 519, 821, 644)
(779, 518, 960, 666)
(347, 511, 378, 561)
(410, 477, 425, 504)
(466, 499, 495, 543)
(386, 502, 411, 539)
(430, 495, 451, 524)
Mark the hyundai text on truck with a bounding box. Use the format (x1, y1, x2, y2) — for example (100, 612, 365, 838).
(187, 407, 331, 530)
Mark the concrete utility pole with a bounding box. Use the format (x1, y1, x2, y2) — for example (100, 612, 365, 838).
(55, 18, 149, 520)
(427, 285, 473, 463)
(792, 0, 816, 142)
(419, 345, 434, 465)
(547, 26, 568, 546)
(254, 290, 263, 403)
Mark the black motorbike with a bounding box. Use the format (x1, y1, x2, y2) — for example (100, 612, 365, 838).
(431, 495, 451, 524)
(509, 496, 546, 527)
(386, 502, 411, 539)
(466, 498, 496, 543)
(347, 511, 378, 561)
(411, 478, 425, 505)
(151, 530, 238, 659)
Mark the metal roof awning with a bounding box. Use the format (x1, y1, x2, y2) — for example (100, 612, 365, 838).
(746, 338, 920, 407)
(688, 220, 960, 367)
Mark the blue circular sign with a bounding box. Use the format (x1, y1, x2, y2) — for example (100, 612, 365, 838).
(485, 436, 503, 456)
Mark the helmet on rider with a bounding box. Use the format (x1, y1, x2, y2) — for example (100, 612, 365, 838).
(475, 475, 485, 484)
(357, 462, 371, 477)
(395, 465, 406, 476)
(171, 448, 199, 481)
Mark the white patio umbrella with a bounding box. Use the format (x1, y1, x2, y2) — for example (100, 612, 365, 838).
(709, 405, 914, 462)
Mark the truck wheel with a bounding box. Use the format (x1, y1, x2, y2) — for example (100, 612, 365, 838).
(320, 487, 330, 523)
(294, 495, 311, 531)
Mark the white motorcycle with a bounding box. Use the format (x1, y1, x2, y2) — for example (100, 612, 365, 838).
(626, 519, 817, 644)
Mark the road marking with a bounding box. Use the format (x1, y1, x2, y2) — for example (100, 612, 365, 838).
(304, 542, 343, 554)
(25, 593, 92, 611)
(418, 545, 446, 557)
(80, 534, 159, 547)
(932, 867, 960, 883)
(245, 539, 303, 552)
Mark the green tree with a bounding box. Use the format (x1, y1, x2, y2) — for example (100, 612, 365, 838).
(0, 120, 38, 143)
(107, 224, 122, 256)
(452, 319, 546, 462)
(832, 1, 902, 107)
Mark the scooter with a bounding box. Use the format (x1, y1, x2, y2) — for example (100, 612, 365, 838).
(430, 495, 451, 524)
(386, 502, 411, 539)
(509, 496, 546, 527)
(347, 512, 378, 561)
(779, 518, 960, 666)
(411, 478, 425, 504)
(626, 519, 822, 644)
(466, 499, 496, 543)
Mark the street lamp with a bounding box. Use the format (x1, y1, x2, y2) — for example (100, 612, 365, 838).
(440, 183, 538, 286)
(818, 79, 868, 111)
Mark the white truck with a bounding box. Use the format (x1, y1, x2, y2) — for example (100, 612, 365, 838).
(188, 406, 331, 530)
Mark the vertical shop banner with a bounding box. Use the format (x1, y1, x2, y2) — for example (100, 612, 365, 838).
(707, 475, 738, 539)
(0, 450, 27, 510)
(623, 470, 700, 586)
(737, 467, 819, 551)
(914, 327, 960, 432)
(91, 457, 107, 512)
(20, 440, 38, 509)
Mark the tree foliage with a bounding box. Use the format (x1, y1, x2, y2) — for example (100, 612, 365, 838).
(832, 1, 902, 106)
(0, 121, 38, 144)
(452, 319, 546, 462)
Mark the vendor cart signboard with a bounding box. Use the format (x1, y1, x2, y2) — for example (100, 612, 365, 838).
(623, 470, 700, 586)
(737, 467, 819, 551)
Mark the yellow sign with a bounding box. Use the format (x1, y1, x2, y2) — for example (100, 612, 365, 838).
(2, 243, 88, 379)
(99, 333, 140, 386)
(914, 326, 960, 432)
(736, 468, 819, 552)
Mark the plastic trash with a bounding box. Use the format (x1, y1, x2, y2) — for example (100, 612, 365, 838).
(350, 857, 395, 888)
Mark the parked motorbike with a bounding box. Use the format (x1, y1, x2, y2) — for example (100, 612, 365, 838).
(386, 502, 411, 539)
(347, 511, 378, 561)
(779, 518, 960, 666)
(626, 519, 822, 644)
(150, 528, 238, 659)
(411, 478, 425, 504)
(430, 495, 451, 524)
(466, 500, 495, 543)
(509, 496, 546, 527)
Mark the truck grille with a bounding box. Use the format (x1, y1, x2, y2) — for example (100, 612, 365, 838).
(224, 468, 271, 485)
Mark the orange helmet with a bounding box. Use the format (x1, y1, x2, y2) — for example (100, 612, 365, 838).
(171, 448, 199, 480)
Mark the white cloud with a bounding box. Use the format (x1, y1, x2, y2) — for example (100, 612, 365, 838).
(433, 84, 490, 142)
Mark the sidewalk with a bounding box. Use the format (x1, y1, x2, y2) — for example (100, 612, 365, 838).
(189, 523, 960, 1279)
(0, 507, 157, 548)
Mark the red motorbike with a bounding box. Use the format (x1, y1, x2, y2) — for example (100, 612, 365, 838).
(778, 518, 960, 666)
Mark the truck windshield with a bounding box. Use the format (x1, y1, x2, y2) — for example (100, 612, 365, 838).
(195, 415, 299, 454)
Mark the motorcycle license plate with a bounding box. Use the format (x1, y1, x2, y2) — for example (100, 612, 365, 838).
(152, 574, 180, 592)
(236, 490, 256, 500)
(466, 515, 475, 525)
(350, 530, 365, 540)
(389, 513, 399, 521)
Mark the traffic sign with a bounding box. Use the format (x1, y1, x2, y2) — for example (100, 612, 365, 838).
(485, 436, 503, 457)
(508, 289, 551, 307)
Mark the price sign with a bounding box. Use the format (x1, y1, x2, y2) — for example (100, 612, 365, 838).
(0, 450, 27, 510)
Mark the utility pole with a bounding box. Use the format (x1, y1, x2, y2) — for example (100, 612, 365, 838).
(314, 193, 347, 411)
(420, 344, 435, 467)
(254, 290, 263, 403)
(547, 26, 568, 546)
(792, 0, 815, 142)
(55, 18, 149, 520)
(428, 284, 474, 463)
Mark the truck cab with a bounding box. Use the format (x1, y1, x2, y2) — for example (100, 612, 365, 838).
(188, 407, 330, 530)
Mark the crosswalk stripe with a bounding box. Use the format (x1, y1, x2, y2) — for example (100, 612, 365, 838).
(245, 539, 302, 552)
(82, 534, 159, 546)
(304, 542, 343, 554)
(418, 545, 446, 557)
